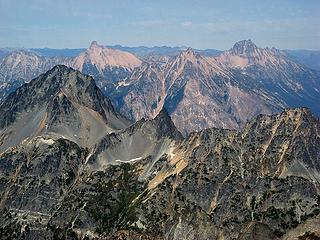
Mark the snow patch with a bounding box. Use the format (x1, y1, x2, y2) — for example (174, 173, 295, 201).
(117, 81, 131, 88)
(38, 137, 55, 145)
(85, 151, 94, 164)
(115, 157, 142, 163)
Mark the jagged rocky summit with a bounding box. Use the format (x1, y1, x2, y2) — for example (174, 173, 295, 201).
(1, 40, 320, 135)
(106, 39, 320, 134)
(0, 66, 319, 240)
(0, 65, 129, 152)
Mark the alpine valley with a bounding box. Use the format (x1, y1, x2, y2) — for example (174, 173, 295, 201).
(0, 40, 320, 240)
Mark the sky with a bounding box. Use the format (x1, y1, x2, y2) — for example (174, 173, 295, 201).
(0, 0, 320, 50)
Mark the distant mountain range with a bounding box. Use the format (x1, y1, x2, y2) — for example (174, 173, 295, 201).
(0, 66, 319, 239)
(0, 40, 320, 134)
(1, 44, 319, 69)
(0, 45, 221, 59)
(110, 40, 320, 134)
(30, 48, 86, 57)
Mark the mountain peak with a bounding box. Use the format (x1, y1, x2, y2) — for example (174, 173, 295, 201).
(40, 64, 84, 87)
(177, 47, 199, 63)
(182, 47, 197, 56)
(89, 40, 101, 49)
(231, 39, 258, 55)
(0, 65, 129, 151)
(185, 47, 195, 53)
(0, 65, 95, 120)
(49, 64, 71, 72)
(153, 107, 183, 140)
(72, 41, 142, 71)
(217, 39, 296, 69)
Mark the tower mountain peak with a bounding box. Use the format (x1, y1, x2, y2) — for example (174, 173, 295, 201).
(89, 40, 101, 49)
(231, 39, 258, 55)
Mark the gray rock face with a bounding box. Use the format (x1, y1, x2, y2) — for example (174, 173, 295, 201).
(0, 137, 87, 240)
(0, 65, 129, 152)
(239, 222, 279, 240)
(0, 69, 319, 240)
(87, 108, 183, 175)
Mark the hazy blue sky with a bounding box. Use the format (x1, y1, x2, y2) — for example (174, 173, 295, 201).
(1, 0, 319, 49)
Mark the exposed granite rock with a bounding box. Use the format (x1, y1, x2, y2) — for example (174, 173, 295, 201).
(239, 222, 279, 240)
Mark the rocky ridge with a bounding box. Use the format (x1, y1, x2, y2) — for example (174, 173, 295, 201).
(108, 40, 320, 134)
(1, 40, 320, 135)
(0, 65, 129, 152)
(0, 67, 319, 239)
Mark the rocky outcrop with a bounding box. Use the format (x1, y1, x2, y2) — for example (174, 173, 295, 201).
(72, 41, 142, 72)
(70, 41, 142, 87)
(1, 101, 319, 240)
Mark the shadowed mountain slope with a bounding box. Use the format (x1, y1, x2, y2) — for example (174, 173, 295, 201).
(0, 65, 129, 152)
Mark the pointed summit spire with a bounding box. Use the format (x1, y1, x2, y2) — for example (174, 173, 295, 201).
(153, 107, 183, 140)
(155, 107, 171, 121)
(89, 40, 100, 49)
(183, 47, 196, 56)
(178, 47, 198, 61)
(231, 39, 258, 55)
